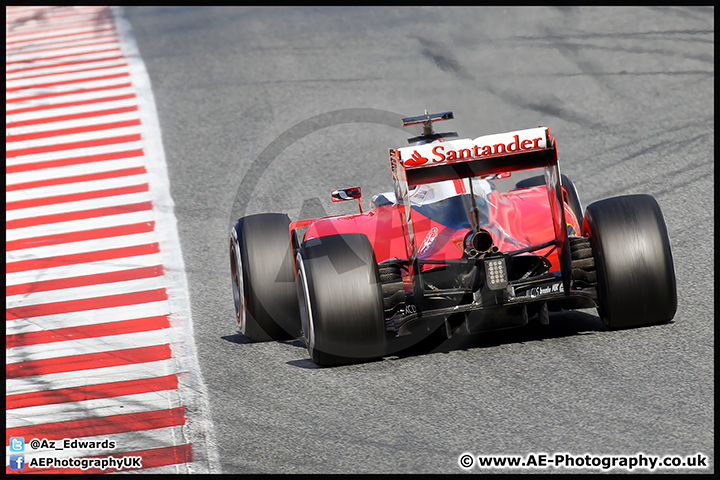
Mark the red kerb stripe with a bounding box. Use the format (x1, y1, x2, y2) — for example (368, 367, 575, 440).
(6, 38, 120, 60)
(6, 53, 125, 75)
(6, 201, 153, 229)
(6, 183, 149, 210)
(7, 105, 138, 129)
(6, 288, 168, 321)
(6, 165, 146, 191)
(6, 45, 122, 68)
(7, 71, 130, 93)
(6, 92, 136, 115)
(6, 264, 164, 296)
(4, 406, 185, 438)
(7, 60, 127, 82)
(6, 80, 131, 103)
(9, 5, 107, 15)
(7, 23, 113, 41)
(5, 344, 172, 378)
(7, 118, 140, 143)
(6, 148, 143, 174)
(5, 51, 125, 74)
(7, 28, 115, 47)
(6, 374, 178, 410)
(6, 133, 142, 159)
(6, 7, 110, 26)
(5, 17, 113, 42)
(6, 221, 155, 252)
(6, 25, 116, 46)
(6, 314, 170, 348)
(6, 242, 160, 274)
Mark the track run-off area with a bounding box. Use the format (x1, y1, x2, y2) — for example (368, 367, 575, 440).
(6, 6, 217, 474)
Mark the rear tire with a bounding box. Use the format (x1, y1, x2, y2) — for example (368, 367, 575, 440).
(296, 234, 387, 367)
(582, 194, 677, 329)
(230, 213, 300, 341)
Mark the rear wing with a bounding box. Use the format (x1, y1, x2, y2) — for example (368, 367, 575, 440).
(396, 127, 554, 186)
(388, 126, 572, 307)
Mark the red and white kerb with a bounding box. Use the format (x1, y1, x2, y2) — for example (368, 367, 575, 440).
(6, 6, 216, 474)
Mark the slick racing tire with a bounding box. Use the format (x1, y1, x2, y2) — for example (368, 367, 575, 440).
(296, 233, 387, 367)
(230, 213, 300, 341)
(582, 194, 677, 329)
(515, 173, 584, 225)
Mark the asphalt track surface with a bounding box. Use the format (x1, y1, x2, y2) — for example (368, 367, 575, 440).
(123, 7, 713, 474)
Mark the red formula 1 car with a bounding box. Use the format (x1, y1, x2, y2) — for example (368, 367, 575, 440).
(230, 111, 677, 366)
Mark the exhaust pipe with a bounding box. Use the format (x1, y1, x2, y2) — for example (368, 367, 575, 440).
(470, 229, 494, 253)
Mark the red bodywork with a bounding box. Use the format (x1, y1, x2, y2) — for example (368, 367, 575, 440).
(299, 185, 581, 273)
(292, 126, 577, 290)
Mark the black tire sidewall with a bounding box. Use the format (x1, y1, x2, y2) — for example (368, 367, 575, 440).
(231, 213, 300, 341)
(583, 195, 677, 329)
(298, 234, 386, 366)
